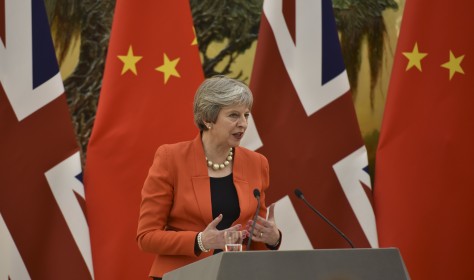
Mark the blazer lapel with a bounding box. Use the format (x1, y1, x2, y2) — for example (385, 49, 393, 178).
(233, 147, 252, 224)
(190, 134, 213, 225)
(192, 176, 213, 225)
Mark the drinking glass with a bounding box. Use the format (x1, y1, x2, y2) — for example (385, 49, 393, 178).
(224, 231, 243, 252)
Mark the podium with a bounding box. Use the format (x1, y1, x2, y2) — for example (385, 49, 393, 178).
(163, 248, 410, 280)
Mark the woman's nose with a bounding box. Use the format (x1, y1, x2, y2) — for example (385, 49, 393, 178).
(238, 115, 248, 128)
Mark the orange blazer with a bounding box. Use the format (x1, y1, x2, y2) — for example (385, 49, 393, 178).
(137, 134, 270, 277)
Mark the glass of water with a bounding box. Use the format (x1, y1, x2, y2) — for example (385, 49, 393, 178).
(224, 230, 243, 252)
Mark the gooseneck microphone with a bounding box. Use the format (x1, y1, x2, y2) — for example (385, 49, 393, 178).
(294, 188, 355, 248)
(247, 188, 261, 250)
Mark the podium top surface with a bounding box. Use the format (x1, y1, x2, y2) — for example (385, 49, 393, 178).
(163, 248, 410, 280)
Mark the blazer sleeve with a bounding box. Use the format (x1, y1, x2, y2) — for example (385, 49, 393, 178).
(136, 145, 197, 257)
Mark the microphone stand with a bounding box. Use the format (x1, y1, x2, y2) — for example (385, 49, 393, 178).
(295, 189, 355, 248)
(247, 189, 261, 250)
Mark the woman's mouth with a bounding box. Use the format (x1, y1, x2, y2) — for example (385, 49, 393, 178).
(233, 132, 244, 140)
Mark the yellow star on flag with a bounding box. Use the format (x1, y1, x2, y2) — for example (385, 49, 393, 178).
(441, 51, 465, 80)
(156, 53, 181, 84)
(117, 46, 142, 75)
(403, 43, 427, 71)
(191, 27, 198, 46)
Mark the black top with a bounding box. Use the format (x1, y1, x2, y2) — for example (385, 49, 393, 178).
(210, 173, 240, 254)
(210, 173, 240, 228)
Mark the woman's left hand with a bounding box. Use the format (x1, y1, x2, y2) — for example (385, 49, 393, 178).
(246, 203, 280, 246)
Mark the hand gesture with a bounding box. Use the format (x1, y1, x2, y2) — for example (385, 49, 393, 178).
(246, 203, 280, 246)
(201, 214, 244, 250)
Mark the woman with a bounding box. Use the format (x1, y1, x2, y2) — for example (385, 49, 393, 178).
(137, 76, 281, 279)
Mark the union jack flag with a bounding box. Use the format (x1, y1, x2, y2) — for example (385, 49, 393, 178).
(0, 0, 93, 279)
(243, 0, 378, 249)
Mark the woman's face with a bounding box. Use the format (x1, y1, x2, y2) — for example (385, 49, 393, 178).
(211, 103, 250, 148)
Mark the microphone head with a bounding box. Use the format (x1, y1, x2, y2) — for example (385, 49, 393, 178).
(294, 188, 304, 199)
(253, 188, 261, 198)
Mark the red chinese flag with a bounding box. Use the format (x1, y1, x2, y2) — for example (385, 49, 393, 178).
(245, 0, 377, 249)
(84, 1, 203, 279)
(375, 0, 474, 279)
(1, 0, 92, 279)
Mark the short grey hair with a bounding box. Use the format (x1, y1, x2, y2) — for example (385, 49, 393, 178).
(193, 75, 253, 131)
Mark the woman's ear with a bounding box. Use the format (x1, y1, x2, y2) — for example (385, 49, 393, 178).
(203, 120, 212, 130)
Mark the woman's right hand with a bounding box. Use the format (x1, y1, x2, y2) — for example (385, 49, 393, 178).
(201, 214, 243, 250)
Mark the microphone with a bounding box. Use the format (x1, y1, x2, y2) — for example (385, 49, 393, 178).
(294, 188, 355, 248)
(246, 188, 261, 250)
